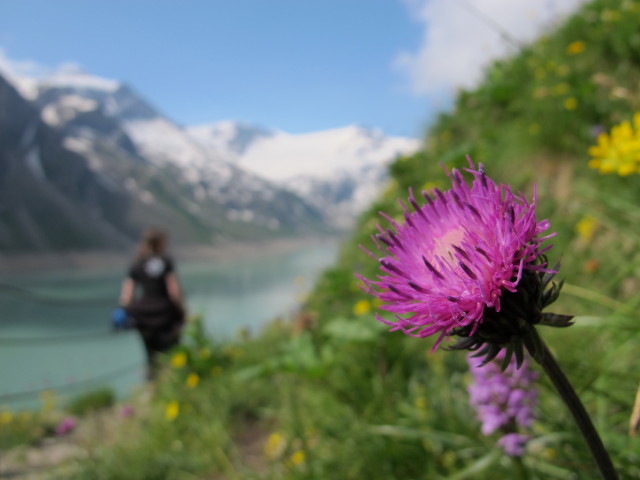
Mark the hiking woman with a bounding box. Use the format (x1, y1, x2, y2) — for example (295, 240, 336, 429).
(119, 228, 186, 379)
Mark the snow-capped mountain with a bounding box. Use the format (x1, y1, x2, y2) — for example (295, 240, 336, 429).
(0, 57, 420, 252)
(187, 123, 421, 228)
(187, 121, 274, 158)
(0, 65, 326, 252)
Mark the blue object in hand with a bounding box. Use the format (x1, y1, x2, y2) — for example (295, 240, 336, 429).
(111, 307, 131, 330)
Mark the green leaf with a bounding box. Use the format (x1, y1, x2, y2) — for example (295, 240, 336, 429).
(368, 425, 476, 447)
(446, 449, 501, 480)
(540, 313, 575, 328)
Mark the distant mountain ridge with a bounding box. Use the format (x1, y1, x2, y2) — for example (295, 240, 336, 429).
(0, 63, 419, 252)
(187, 123, 420, 228)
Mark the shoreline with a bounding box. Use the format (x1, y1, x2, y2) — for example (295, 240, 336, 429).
(0, 236, 345, 275)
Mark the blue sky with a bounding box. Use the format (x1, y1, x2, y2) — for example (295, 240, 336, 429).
(0, 0, 586, 137)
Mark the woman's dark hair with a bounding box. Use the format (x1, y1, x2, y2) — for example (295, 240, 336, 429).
(136, 228, 168, 259)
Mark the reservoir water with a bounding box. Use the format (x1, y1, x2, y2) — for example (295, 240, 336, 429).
(0, 240, 340, 410)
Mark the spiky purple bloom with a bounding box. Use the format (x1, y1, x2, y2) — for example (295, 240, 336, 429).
(358, 159, 563, 359)
(467, 351, 538, 456)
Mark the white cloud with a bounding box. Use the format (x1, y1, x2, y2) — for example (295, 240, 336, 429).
(395, 0, 589, 96)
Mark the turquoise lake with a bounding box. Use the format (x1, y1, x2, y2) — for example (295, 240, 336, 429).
(0, 240, 339, 410)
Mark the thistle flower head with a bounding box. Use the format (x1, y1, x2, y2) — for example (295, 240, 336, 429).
(359, 158, 569, 364)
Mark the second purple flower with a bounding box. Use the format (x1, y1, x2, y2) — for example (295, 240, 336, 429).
(467, 351, 539, 456)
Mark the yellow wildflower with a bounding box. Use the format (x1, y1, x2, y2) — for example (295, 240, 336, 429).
(442, 450, 457, 470)
(170, 351, 187, 368)
(563, 97, 578, 111)
(186, 373, 200, 388)
(588, 113, 640, 175)
(287, 450, 305, 467)
(230, 346, 244, 359)
(353, 299, 371, 316)
(264, 432, 287, 460)
(0, 411, 13, 424)
(551, 83, 570, 96)
(165, 401, 180, 421)
(414, 395, 427, 411)
(575, 216, 598, 242)
(601, 9, 621, 22)
(566, 41, 586, 55)
(222, 345, 244, 359)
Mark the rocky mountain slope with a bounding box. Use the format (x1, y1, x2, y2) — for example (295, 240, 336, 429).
(0, 69, 326, 252)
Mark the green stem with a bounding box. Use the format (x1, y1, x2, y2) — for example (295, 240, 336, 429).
(532, 332, 618, 480)
(512, 456, 530, 480)
(288, 376, 315, 479)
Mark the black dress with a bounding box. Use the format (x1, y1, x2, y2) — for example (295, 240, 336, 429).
(125, 255, 185, 372)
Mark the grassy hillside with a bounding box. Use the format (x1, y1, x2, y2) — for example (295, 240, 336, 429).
(3, 0, 639, 478)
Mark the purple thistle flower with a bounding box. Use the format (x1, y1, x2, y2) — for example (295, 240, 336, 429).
(121, 404, 135, 418)
(468, 351, 538, 456)
(55, 416, 76, 436)
(358, 158, 570, 364)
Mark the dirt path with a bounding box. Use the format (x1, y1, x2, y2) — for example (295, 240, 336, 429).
(0, 437, 84, 479)
(0, 399, 142, 479)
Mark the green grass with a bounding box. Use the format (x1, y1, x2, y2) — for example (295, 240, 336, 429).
(66, 388, 115, 416)
(4, 0, 640, 478)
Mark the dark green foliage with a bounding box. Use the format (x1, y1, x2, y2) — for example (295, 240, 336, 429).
(66, 388, 116, 416)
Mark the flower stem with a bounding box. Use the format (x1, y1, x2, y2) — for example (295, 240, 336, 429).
(512, 456, 530, 480)
(533, 332, 618, 480)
